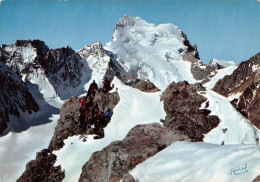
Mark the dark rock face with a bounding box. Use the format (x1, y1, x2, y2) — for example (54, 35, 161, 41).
(161, 81, 219, 141)
(213, 53, 260, 129)
(213, 53, 260, 97)
(37, 46, 85, 99)
(49, 91, 120, 151)
(17, 149, 65, 182)
(79, 82, 219, 182)
(48, 96, 82, 151)
(253, 175, 260, 182)
(79, 123, 190, 182)
(0, 40, 48, 76)
(181, 32, 222, 83)
(1, 40, 90, 99)
(0, 62, 39, 135)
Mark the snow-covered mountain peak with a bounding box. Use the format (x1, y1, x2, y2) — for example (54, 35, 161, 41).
(209, 58, 237, 68)
(116, 15, 141, 28)
(78, 41, 106, 59)
(106, 15, 195, 91)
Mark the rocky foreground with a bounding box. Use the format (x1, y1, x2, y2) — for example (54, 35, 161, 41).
(18, 81, 220, 182)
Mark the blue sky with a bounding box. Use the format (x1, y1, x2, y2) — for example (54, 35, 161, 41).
(0, 0, 259, 64)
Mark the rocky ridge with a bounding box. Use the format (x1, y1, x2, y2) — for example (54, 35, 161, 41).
(17, 149, 65, 182)
(1, 40, 91, 100)
(181, 32, 225, 83)
(79, 81, 219, 182)
(18, 84, 120, 181)
(213, 52, 260, 129)
(49, 90, 120, 151)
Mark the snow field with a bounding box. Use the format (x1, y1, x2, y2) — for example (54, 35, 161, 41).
(203, 65, 238, 89)
(0, 115, 59, 182)
(82, 54, 110, 91)
(53, 77, 166, 181)
(202, 89, 260, 145)
(130, 141, 260, 182)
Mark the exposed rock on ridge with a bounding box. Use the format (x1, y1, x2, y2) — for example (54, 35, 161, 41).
(1, 40, 91, 99)
(79, 81, 220, 181)
(79, 123, 190, 182)
(181, 32, 224, 83)
(49, 91, 120, 151)
(213, 52, 260, 129)
(161, 81, 219, 141)
(17, 149, 65, 182)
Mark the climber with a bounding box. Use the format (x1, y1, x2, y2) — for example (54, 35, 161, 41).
(101, 77, 112, 93)
(86, 97, 94, 112)
(86, 80, 98, 97)
(93, 110, 105, 139)
(105, 107, 113, 117)
(80, 96, 87, 112)
(89, 80, 98, 92)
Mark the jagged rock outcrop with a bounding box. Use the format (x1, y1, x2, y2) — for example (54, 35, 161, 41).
(253, 175, 260, 182)
(48, 91, 120, 151)
(0, 62, 39, 135)
(161, 81, 219, 141)
(124, 77, 160, 92)
(48, 96, 82, 151)
(20, 85, 120, 181)
(79, 81, 219, 181)
(79, 123, 190, 182)
(181, 32, 223, 83)
(213, 53, 260, 129)
(17, 149, 65, 182)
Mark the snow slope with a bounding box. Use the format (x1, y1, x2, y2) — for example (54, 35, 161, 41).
(78, 42, 111, 90)
(105, 15, 196, 91)
(130, 141, 260, 182)
(203, 65, 238, 89)
(202, 89, 260, 145)
(53, 77, 166, 181)
(0, 115, 59, 182)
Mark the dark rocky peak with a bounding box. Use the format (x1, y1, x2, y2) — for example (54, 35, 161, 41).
(31, 39, 49, 56)
(0, 62, 39, 135)
(180, 32, 230, 83)
(180, 31, 200, 60)
(14, 40, 33, 47)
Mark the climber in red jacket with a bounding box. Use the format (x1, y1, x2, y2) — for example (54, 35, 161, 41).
(81, 96, 87, 112)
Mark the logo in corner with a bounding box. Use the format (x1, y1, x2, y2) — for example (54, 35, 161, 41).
(230, 163, 248, 176)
